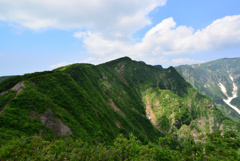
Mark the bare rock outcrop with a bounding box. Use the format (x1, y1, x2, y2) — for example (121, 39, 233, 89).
(40, 109, 72, 136)
(29, 109, 72, 136)
(0, 82, 26, 115)
(0, 81, 26, 95)
(108, 98, 126, 117)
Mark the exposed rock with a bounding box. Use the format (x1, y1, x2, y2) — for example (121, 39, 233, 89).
(115, 120, 122, 128)
(0, 82, 25, 115)
(0, 81, 25, 95)
(209, 117, 215, 133)
(11, 82, 25, 91)
(115, 63, 129, 86)
(108, 98, 126, 117)
(40, 109, 72, 136)
(145, 97, 157, 126)
(191, 128, 201, 138)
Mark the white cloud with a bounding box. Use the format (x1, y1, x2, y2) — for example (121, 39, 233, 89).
(140, 15, 240, 55)
(74, 15, 240, 65)
(193, 15, 240, 50)
(50, 62, 67, 68)
(2, 1, 240, 67)
(0, 0, 166, 39)
(171, 58, 204, 64)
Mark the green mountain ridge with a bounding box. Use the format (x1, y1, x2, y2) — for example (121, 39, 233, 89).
(176, 57, 240, 122)
(0, 76, 12, 83)
(0, 57, 239, 148)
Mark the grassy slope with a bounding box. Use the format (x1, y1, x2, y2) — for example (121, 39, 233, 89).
(0, 57, 239, 147)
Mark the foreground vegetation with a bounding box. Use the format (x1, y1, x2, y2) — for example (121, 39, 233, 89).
(0, 130, 239, 161)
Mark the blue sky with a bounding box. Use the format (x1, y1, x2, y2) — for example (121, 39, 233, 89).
(1, 0, 240, 76)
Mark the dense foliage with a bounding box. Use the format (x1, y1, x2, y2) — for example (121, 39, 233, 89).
(0, 131, 239, 161)
(0, 76, 12, 84)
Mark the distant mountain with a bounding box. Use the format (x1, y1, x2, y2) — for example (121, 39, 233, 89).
(0, 57, 239, 146)
(176, 57, 240, 122)
(0, 76, 12, 83)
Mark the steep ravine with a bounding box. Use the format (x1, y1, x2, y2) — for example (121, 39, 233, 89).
(218, 74, 240, 115)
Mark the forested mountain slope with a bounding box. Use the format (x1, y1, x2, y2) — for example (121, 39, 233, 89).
(176, 57, 240, 122)
(0, 76, 12, 83)
(0, 57, 239, 147)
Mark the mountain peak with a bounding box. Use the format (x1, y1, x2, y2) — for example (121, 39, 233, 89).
(154, 65, 163, 70)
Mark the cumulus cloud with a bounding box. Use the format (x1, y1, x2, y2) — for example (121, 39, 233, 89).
(193, 15, 240, 50)
(74, 15, 240, 64)
(2, 1, 240, 66)
(137, 15, 240, 55)
(0, 0, 166, 39)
